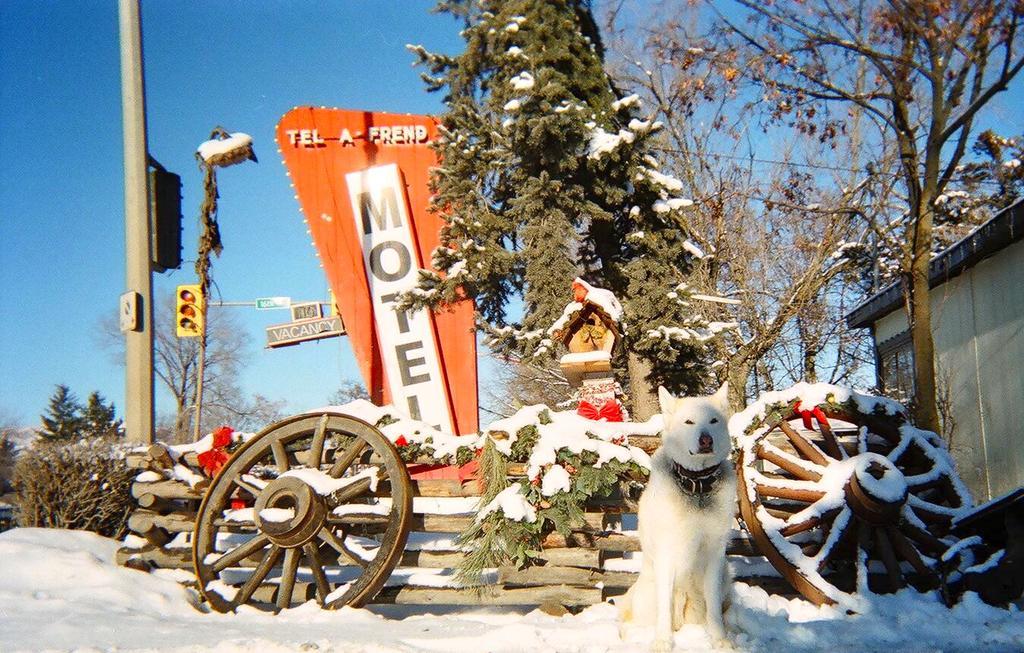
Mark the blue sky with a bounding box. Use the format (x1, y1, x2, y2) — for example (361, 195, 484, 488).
(2, 1, 1022, 429)
(0, 0, 465, 426)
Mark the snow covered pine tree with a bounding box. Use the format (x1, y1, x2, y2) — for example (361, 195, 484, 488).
(405, 0, 724, 417)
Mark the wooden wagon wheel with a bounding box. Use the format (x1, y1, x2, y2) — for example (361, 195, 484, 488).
(192, 412, 413, 612)
(735, 388, 972, 606)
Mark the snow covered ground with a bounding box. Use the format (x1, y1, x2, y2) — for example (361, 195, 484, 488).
(2, 528, 1023, 653)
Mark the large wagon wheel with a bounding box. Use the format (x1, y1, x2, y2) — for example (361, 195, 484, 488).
(735, 387, 972, 606)
(192, 412, 413, 612)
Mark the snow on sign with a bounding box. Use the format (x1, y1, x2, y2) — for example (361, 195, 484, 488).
(346, 164, 454, 432)
(276, 107, 478, 435)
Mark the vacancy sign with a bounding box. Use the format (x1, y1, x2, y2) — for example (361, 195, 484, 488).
(275, 108, 478, 435)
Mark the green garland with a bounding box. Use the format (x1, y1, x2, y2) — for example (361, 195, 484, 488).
(738, 392, 909, 438)
(365, 407, 652, 586)
(456, 409, 649, 585)
(455, 439, 523, 584)
(372, 415, 477, 467)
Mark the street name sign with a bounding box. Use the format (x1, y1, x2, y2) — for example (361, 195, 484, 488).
(265, 315, 344, 348)
(256, 296, 291, 310)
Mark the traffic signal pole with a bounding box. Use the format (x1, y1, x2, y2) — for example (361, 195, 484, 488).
(119, 0, 155, 444)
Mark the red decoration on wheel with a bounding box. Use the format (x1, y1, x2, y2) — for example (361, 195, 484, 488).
(577, 399, 624, 422)
(793, 401, 830, 431)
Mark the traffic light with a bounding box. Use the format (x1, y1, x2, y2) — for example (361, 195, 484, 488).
(150, 168, 182, 273)
(328, 289, 339, 316)
(176, 284, 204, 337)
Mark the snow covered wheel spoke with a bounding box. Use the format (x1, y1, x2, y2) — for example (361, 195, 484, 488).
(303, 541, 333, 605)
(735, 384, 973, 607)
(318, 526, 370, 568)
(328, 436, 369, 478)
(208, 533, 270, 574)
(815, 420, 845, 460)
(193, 412, 412, 613)
(777, 420, 830, 466)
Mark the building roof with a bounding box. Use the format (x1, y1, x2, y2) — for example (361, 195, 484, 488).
(846, 199, 1024, 329)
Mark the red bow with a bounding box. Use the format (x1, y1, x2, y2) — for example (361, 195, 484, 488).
(577, 399, 624, 422)
(211, 425, 233, 448)
(793, 401, 830, 431)
(394, 435, 410, 447)
(197, 447, 229, 477)
(197, 425, 235, 477)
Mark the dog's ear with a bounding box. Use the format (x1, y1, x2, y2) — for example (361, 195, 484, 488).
(713, 382, 730, 413)
(658, 386, 675, 414)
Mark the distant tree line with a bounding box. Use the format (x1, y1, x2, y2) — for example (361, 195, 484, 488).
(36, 384, 123, 441)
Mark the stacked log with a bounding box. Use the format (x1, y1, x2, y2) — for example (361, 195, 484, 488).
(118, 444, 206, 571)
(119, 445, 791, 606)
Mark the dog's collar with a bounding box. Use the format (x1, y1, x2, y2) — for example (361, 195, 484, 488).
(671, 461, 723, 496)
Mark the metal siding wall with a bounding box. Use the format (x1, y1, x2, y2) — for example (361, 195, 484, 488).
(871, 240, 1024, 501)
(875, 309, 909, 344)
(929, 274, 988, 499)
(968, 240, 1024, 499)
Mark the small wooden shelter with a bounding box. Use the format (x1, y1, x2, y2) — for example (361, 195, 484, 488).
(549, 279, 622, 388)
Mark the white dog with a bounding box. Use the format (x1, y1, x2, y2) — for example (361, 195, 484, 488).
(618, 384, 736, 651)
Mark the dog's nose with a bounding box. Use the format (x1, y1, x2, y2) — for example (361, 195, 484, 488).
(698, 432, 714, 453)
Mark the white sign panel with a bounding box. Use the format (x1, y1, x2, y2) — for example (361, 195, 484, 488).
(291, 302, 323, 321)
(345, 164, 455, 432)
(119, 291, 140, 333)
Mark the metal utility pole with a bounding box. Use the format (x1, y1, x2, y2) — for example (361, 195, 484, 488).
(119, 0, 154, 444)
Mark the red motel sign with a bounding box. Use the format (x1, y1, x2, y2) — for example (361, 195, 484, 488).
(276, 108, 478, 435)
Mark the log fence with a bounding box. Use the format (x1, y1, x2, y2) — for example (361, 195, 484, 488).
(118, 443, 792, 607)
